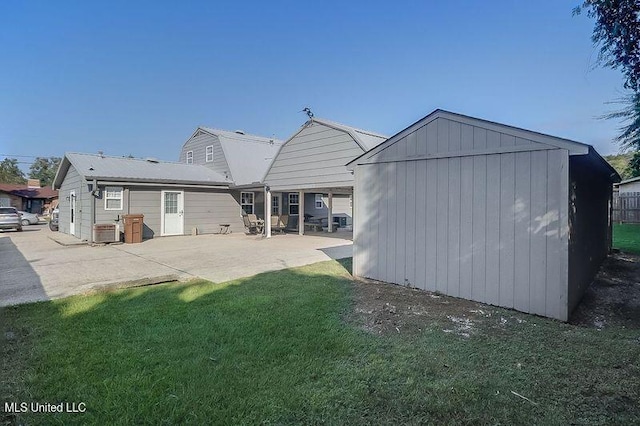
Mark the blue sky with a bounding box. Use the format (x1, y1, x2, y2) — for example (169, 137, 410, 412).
(0, 1, 628, 172)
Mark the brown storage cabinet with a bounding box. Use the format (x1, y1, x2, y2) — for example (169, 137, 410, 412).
(123, 214, 144, 244)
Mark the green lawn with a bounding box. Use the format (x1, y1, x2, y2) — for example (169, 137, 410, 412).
(1, 260, 639, 425)
(613, 223, 640, 254)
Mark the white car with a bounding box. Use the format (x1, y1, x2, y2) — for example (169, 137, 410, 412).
(17, 211, 39, 225)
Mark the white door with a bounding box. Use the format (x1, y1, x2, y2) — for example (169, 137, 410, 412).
(161, 191, 184, 236)
(69, 190, 76, 236)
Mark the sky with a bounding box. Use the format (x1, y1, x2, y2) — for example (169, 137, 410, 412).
(0, 1, 629, 173)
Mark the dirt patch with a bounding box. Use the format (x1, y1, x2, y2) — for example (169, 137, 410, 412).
(349, 252, 640, 336)
(349, 278, 529, 337)
(570, 251, 640, 329)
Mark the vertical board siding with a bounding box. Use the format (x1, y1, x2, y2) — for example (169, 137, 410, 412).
(499, 153, 515, 308)
(354, 143, 571, 320)
(435, 158, 449, 293)
(529, 151, 549, 316)
(513, 152, 532, 312)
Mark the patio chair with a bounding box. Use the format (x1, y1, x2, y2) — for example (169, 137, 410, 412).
(278, 214, 289, 232)
(242, 215, 258, 234)
(247, 214, 264, 234)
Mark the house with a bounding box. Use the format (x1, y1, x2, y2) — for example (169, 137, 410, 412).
(52, 129, 284, 242)
(262, 117, 387, 236)
(52, 153, 239, 242)
(347, 109, 620, 321)
(0, 180, 58, 214)
(178, 127, 284, 220)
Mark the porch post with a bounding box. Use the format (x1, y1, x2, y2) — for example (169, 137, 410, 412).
(299, 191, 305, 235)
(265, 186, 272, 238)
(327, 191, 333, 233)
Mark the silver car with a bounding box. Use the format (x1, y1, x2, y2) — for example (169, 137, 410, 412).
(18, 211, 39, 226)
(0, 207, 23, 232)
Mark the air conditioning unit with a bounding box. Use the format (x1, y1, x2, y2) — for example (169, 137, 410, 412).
(93, 223, 120, 243)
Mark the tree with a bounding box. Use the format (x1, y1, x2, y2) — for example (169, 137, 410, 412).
(575, 1, 640, 149)
(625, 151, 640, 178)
(0, 158, 26, 184)
(28, 157, 61, 187)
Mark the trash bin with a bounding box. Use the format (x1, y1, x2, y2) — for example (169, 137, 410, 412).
(123, 214, 144, 244)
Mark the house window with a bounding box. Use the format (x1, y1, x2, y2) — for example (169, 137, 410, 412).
(205, 145, 213, 162)
(315, 194, 323, 209)
(186, 151, 193, 164)
(289, 193, 299, 215)
(104, 186, 123, 210)
(271, 194, 280, 215)
(241, 192, 254, 215)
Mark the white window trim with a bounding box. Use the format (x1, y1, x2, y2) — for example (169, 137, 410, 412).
(104, 186, 123, 211)
(315, 194, 323, 209)
(205, 145, 214, 162)
(289, 193, 299, 215)
(186, 150, 193, 164)
(271, 193, 281, 215)
(241, 192, 254, 215)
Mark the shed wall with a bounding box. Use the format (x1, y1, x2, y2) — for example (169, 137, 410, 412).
(567, 156, 612, 312)
(354, 148, 570, 321)
(264, 123, 364, 191)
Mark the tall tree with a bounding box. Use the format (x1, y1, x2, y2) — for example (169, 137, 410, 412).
(575, 1, 640, 149)
(0, 158, 26, 184)
(625, 151, 640, 178)
(28, 157, 61, 187)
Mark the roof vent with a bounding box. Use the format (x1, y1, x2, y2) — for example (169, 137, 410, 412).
(234, 130, 245, 135)
(145, 157, 159, 163)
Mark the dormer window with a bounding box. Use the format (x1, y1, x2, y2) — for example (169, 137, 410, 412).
(206, 145, 213, 162)
(186, 151, 193, 164)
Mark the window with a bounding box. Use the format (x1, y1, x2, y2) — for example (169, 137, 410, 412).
(315, 194, 323, 209)
(186, 151, 193, 164)
(271, 194, 280, 215)
(105, 186, 123, 210)
(241, 192, 254, 215)
(289, 193, 299, 215)
(205, 145, 213, 162)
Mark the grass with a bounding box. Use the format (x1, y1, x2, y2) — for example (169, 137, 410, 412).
(2, 259, 639, 425)
(613, 223, 640, 254)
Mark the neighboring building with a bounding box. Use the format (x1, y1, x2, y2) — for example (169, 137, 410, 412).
(615, 176, 640, 194)
(53, 153, 237, 242)
(262, 117, 387, 234)
(0, 180, 58, 214)
(348, 109, 620, 321)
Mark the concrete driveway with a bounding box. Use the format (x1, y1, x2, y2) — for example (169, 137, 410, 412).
(0, 225, 353, 307)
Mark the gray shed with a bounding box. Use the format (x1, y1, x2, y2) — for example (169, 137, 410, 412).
(347, 110, 620, 321)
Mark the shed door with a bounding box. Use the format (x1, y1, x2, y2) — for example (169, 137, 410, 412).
(161, 191, 184, 236)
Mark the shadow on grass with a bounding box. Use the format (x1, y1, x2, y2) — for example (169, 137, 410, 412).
(1, 259, 639, 425)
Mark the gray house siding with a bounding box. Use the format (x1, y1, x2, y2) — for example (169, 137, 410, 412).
(126, 187, 246, 238)
(265, 123, 364, 191)
(58, 164, 91, 240)
(353, 115, 580, 321)
(179, 132, 231, 179)
(304, 193, 352, 225)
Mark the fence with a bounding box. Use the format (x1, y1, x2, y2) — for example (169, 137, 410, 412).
(613, 192, 640, 223)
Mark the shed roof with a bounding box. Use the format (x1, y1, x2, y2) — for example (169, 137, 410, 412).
(617, 176, 640, 186)
(53, 153, 231, 189)
(196, 127, 283, 185)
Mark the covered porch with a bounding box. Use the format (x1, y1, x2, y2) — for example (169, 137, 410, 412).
(258, 186, 354, 238)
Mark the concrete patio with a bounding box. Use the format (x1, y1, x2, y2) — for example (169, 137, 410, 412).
(0, 225, 353, 307)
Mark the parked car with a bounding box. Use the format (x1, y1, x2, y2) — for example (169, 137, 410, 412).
(49, 208, 59, 231)
(17, 211, 39, 226)
(0, 207, 23, 232)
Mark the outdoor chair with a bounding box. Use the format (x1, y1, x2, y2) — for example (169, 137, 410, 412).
(242, 215, 258, 234)
(247, 214, 264, 234)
